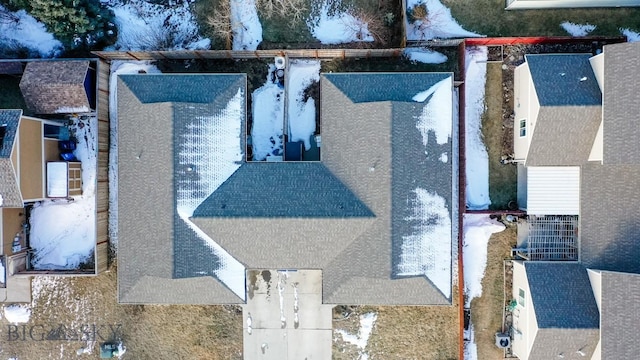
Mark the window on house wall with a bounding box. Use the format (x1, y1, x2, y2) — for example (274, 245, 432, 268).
(519, 119, 526, 137)
(518, 288, 525, 307)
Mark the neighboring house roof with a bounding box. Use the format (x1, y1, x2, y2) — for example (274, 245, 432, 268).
(524, 54, 601, 166)
(0, 62, 22, 75)
(526, 54, 601, 107)
(603, 42, 640, 164)
(525, 262, 599, 329)
(600, 271, 640, 358)
(524, 262, 600, 359)
(19, 60, 91, 114)
(118, 72, 456, 305)
(0, 110, 23, 208)
(580, 164, 640, 273)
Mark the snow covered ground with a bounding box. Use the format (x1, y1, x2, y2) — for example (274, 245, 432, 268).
(231, 0, 263, 50)
(464, 46, 491, 210)
(404, 47, 448, 64)
(106, 0, 210, 51)
(4, 304, 31, 324)
(621, 28, 640, 42)
(286, 60, 320, 150)
(335, 312, 377, 360)
(251, 65, 284, 160)
(405, 0, 481, 41)
(29, 116, 97, 270)
(561, 22, 596, 37)
(0, 5, 63, 57)
(307, 0, 374, 44)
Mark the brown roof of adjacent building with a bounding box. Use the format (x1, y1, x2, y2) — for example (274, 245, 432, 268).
(19, 60, 91, 114)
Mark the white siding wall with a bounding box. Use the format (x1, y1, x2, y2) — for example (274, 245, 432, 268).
(514, 63, 538, 161)
(527, 166, 580, 215)
(512, 261, 539, 360)
(506, 0, 640, 9)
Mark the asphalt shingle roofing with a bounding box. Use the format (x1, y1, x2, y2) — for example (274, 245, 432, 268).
(526, 54, 601, 107)
(0, 109, 21, 158)
(525, 262, 599, 329)
(118, 71, 456, 305)
(193, 162, 374, 218)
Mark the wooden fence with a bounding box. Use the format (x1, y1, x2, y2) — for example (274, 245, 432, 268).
(95, 58, 111, 273)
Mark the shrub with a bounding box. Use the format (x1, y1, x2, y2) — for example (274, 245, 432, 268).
(407, 3, 428, 24)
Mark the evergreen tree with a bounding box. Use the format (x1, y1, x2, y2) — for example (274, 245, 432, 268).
(1, 0, 116, 50)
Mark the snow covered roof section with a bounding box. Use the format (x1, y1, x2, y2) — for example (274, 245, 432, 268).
(117, 73, 247, 304)
(19, 61, 93, 115)
(321, 72, 456, 304)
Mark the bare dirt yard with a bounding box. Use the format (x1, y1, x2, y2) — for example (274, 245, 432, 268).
(469, 224, 516, 360)
(0, 265, 243, 360)
(333, 288, 460, 360)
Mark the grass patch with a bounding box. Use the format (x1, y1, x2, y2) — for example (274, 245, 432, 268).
(482, 62, 517, 210)
(469, 224, 516, 360)
(1, 265, 243, 359)
(333, 291, 460, 360)
(0, 75, 30, 114)
(443, 0, 640, 37)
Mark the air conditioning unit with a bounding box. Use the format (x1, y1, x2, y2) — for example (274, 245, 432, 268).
(495, 333, 511, 349)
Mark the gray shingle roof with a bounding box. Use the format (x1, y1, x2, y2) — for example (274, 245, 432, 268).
(525, 105, 601, 166)
(580, 164, 640, 274)
(525, 262, 599, 329)
(19, 61, 91, 114)
(0, 109, 21, 158)
(118, 71, 456, 305)
(193, 162, 374, 218)
(603, 42, 640, 164)
(525, 54, 601, 107)
(600, 271, 640, 358)
(325, 72, 451, 103)
(0, 110, 23, 208)
(321, 73, 455, 304)
(120, 74, 242, 104)
(117, 74, 246, 304)
(527, 328, 600, 360)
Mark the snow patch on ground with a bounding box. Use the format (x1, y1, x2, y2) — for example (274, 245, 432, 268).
(29, 116, 97, 270)
(107, 0, 210, 51)
(397, 188, 452, 299)
(0, 259, 5, 284)
(0, 5, 63, 57)
(287, 60, 320, 150)
(465, 47, 491, 210)
(464, 324, 478, 360)
(4, 304, 30, 324)
(404, 47, 448, 64)
(175, 89, 246, 299)
(108, 61, 162, 251)
(251, 65, 284, 160)
(335, 312, 377, 360)
(463, 214, 505, 307)
(415, 77, 452, 145)
(406, 0, 481, 41)
(231, 0, 263, 50)
(621, 28, 640, 42)
(55, 106, 91, 114)
(561, 22, 595, 37)
(307, 0, 373, 44)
